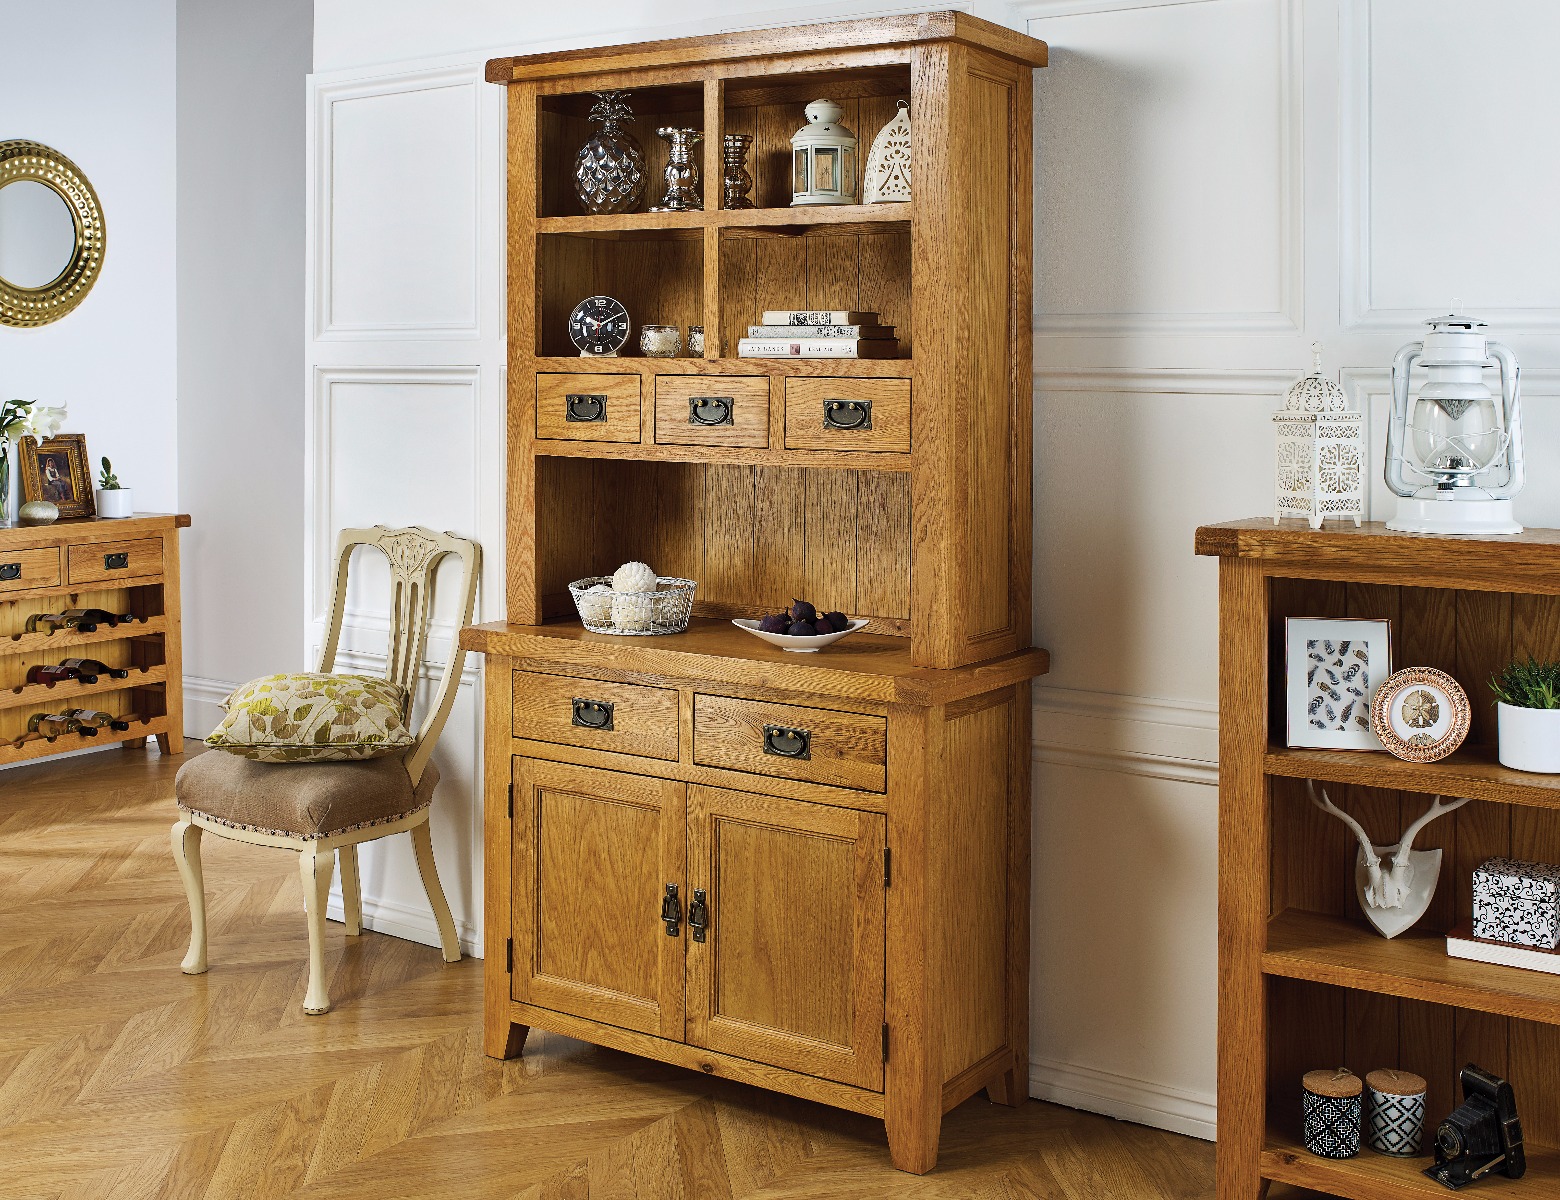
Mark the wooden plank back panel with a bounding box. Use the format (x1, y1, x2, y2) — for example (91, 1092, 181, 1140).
(537, 234, 704, 358)
(729, 90, 908, 212)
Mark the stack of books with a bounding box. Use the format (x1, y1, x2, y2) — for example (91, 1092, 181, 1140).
(737, 310, 899, 359)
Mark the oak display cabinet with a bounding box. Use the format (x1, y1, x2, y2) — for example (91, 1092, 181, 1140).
(461, 13, 1049, 1173)
(1198, 520, 1560, 1200)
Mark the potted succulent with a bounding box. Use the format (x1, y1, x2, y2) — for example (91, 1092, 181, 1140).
(95, 457, 133, 519)
(1491, 657, 1560, 774)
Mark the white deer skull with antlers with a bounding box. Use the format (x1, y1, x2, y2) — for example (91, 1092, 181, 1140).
(1306, 781, 1471, 938)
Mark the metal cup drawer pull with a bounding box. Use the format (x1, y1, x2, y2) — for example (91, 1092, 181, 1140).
(823, 398, 872, 431)
(0, 562, 19, 581)
(565, 393, 607, 422)
(688, 395, 734, 426)
(762, 723, 811, 760)
(104, 552, 130, 570)
(571, 697, 615, 730)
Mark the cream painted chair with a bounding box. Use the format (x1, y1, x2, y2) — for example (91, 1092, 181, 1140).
(171, 526, 480, 1014)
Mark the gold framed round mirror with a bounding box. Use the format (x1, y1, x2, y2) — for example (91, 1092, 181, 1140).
(0, 140, 106, 328)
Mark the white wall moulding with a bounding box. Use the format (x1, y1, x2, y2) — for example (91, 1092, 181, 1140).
(313, 67, 483, 340)
(1029, 0, 1302, 338)
(1035, 367, 1295, 395)
(1033, 686, 1219, 786)
(1029, 1055, 1217, 1141)
(1339, 0, 1560, 333)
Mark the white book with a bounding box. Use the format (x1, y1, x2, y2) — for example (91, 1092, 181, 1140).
(759, 310, 878, 326)
(1446, 922, 1560, 976)
(747, 324, 895, 339)
(737, 338, 899, 360)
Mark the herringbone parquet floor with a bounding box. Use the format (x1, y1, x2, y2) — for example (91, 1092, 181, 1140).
(0, 749, 1230, 1199)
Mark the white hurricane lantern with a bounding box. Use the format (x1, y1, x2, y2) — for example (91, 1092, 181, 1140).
(1385, 314, 1524, 536)
(1274, 344, 1364, 529)
(790, 100, 857, 206)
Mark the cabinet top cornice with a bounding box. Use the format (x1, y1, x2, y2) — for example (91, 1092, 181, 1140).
(485, 11, 1048, 83)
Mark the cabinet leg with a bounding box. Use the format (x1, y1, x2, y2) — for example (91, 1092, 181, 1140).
(486, 1019, 528, 1060)
(123, 737, 148, 750)
(886, 1105, 941, 1174)
(986, 1058, 1027, 1107)
(155, 730, 184, 755)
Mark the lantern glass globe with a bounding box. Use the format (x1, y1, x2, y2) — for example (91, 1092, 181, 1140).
(1409, 393, 1505, 479)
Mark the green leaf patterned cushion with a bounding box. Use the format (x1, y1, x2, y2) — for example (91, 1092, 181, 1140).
(206, 673, 414, 763)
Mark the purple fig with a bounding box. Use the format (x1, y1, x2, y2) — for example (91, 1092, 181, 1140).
(758, 613, 788, 634)
(789, 598, 817, 623)
(825, 610, 848, 630)
(813, 615, 835, 634)
(787, 620, 816, 636)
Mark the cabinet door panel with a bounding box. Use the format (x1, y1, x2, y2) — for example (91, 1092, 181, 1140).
(512, 759, 685, 1039)
(687, 785, 885, 1090)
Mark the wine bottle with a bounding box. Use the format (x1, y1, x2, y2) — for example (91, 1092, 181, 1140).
(24, 613, 78, 635)
(61, 658, 128, 681)
(28, 712, 85, 741)
(24, 664, 84, 687)
(73, 608, 137, 629)
(69, 709, 131, 732)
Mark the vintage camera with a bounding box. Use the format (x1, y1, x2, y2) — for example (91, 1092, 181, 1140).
(1425, 1064, 1524, 1190)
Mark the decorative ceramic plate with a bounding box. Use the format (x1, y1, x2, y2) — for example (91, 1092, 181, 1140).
(731, 618, 869, 653)
(1370, 667, 1471, 763)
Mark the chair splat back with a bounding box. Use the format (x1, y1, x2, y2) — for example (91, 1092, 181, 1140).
(317, 525, 481, 786)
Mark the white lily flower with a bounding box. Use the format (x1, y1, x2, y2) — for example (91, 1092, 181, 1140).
(24, 405, 66, 440)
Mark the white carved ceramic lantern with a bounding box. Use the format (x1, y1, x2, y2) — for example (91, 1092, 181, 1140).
(1274, 344, 1365, 529)
(862, 100, 911, 203)
(791, 99, 857, 205)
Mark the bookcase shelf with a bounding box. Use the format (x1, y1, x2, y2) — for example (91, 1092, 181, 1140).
(1198, 519, 1560, 1200)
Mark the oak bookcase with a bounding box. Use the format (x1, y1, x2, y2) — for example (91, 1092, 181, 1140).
(460, 13, 1049, 1173)
(1197, 520, 1560, 1200)
(0, 513, 187, 766)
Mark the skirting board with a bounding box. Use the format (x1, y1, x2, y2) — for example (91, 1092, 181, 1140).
(326, 891, 481, 958)
(1029, 1056, 1216, 1142)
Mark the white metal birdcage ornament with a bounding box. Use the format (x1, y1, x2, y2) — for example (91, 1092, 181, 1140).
(862, 100, 911, 203)
(1274, 344, 1365, 529)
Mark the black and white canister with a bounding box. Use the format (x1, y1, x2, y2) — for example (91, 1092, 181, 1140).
(1366, 1069, 1427, 1156)
(1303, 1069, 1362, 1159)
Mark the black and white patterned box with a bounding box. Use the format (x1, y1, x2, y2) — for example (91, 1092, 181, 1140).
(1472, 857, 1560, 949)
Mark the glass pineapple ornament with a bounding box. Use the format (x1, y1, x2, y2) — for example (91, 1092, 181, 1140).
(1274, 344, 1364, 529)
(574, 91, 647, 215)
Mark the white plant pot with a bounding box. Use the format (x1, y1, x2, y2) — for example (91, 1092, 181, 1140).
(96, 488, 133, 518)
(1497, 702, 1560, 774)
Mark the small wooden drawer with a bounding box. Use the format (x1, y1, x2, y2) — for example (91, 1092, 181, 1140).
(67, 538, 163, 585)
(654, 376, 769, 448)
(536, 374, 642, 443)
(513, 670, 679, 761)
(0, 547, 62, 594)
(693, 694, 887, 793)
(784, 378, 911, 453)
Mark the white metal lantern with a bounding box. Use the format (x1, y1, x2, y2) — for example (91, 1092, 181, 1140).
(791, 99, 857, 206)
(1274, 344, 1365, 529)
(1385, 314, 1524, 536)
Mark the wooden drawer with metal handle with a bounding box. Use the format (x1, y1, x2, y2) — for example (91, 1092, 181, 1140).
(66, 539, 163, 585)
(654, 376, 769, 448)
(692, 693, 887, 792)
(512, 670, 679, 761)
(535, 373, 642, 443)
(0, 547, 62, 594)
(783, 377, 910, 453)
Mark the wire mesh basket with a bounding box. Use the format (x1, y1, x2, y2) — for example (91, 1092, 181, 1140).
(568, 576, 697, 635)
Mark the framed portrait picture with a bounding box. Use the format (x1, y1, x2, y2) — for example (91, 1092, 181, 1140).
(1285, 617, 1392, 750)
(19, 433, 95, 519)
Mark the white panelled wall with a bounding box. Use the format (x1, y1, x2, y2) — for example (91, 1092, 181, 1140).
(301, 0, 1560, 1140)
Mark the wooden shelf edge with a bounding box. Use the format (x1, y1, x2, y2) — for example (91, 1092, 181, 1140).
(1263, 1132, 1560, 1198)
(1265, 744, 1560, 810)
(532, 440, 912, 473)
(0, 616, 168, 657)
(527, 357, 912, 377)
(0, 714, 169, 767)
(0, 664, 168, 714)
(1263, 910, 1560, 1026)
(537, 203, 911, 235)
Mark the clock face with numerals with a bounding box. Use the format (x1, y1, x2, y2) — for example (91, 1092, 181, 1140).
(568, 295, 630, 356)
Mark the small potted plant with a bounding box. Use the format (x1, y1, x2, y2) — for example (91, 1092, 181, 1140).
(1491, 657, 1560, 773)
(95, 457, 133, 519)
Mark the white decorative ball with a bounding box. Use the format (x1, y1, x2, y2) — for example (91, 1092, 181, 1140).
(577, 584, 614, 625)
(612, 561, 658, 593)
(611, 591, 654, 632)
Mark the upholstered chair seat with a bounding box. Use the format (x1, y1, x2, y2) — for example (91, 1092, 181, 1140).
(176, 752, 439, 840)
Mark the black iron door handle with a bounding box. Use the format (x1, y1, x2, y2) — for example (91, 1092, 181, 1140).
(0, 563, 19, 581)
(104, 553, 129, 570)
(762, 724, 811, 760)
(689, 888, 709, 942)
(565, 393, 607, 422)
(572, 698, 614, 730)
(688, 395, 734, 426)
(823, 399, 872, 430)
(660, 883, 681, 936)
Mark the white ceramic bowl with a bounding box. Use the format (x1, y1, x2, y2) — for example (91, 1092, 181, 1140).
(732, 617, 869, 653)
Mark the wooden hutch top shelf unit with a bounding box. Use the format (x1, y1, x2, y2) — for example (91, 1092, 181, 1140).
(1197, 519, 1560, 1200)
